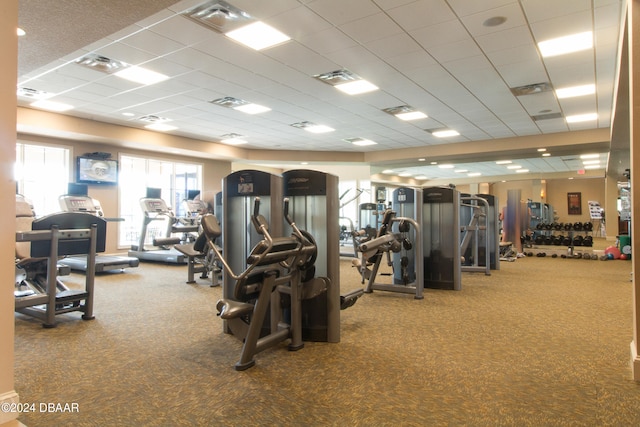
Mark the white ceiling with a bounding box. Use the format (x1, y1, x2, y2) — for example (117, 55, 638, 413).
(16, 0, 627, 183)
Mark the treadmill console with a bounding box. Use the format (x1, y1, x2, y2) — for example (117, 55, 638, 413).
(141, 198, 171, 213)
(59, 195, 104, 216)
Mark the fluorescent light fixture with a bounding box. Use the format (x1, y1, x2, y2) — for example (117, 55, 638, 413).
(566, 112, 598, 123)
(145, 123, 178, 131)
(122, 112, 135, 117)
(431, 130, 460, 138)
(349, 138, 377, 146)
(580, 153, 600, 159)
(382, 169, 394, 174)
(454, 169, 469, 173)
(537, 148, 546, 152)
(396, 111, 428, 121)
(542, 153, 551, 157)
(225, 21, 290, 50)
(515, 169, 529, 173)
(233, 103, 271, 114)
(538, 31, 592, 57)
(495, 160, 512, 165)
(418, 158, 426, 162)
(415, 175, 428, 180)
(584, 164, 601, 170)
(430, 162, 437, 165)
(467, 172, 482, 177)
(582, 160, 600, 165)
(335, 79, 379, 95)
(306, 124, 335, 133)
(507, 165, 522, 169)
(115, 66, 169, 85)
(556, 84, 595, 99)
(438, 164, 455, 169)
(221, 137, 248, 145)
(399, 172, 412, 177)
(30, 100, 74, 112)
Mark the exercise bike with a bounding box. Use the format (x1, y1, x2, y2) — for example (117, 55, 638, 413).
(201, 197, 328, 371)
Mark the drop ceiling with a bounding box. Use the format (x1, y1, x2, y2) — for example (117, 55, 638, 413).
(16, 0, 628, 184)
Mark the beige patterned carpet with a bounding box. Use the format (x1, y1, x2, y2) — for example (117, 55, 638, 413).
(13, 238, 640, 426)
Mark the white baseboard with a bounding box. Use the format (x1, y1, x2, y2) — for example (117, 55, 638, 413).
(0, 390, 19, 425)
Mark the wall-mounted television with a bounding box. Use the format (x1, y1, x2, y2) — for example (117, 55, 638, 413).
(76, 156, 118, 185)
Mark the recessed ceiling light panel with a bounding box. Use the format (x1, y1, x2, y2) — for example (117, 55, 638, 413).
(225, 21, 290, 50)
(344, 137, 377, 146)
(114, 66, 169, 85)
(538, 31, 593, 57)
(291, 121, 334, 133)
(566, 113, 598, 123)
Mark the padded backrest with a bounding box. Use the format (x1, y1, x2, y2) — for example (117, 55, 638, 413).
(246, 237, 300, 266)
(201, 214, 222, 241)
(15, 195, 35, 260)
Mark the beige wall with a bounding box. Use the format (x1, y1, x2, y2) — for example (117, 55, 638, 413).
(18, 133, 231, 254)
(1, 1, 18, 426)
(546, 177, 606, 225)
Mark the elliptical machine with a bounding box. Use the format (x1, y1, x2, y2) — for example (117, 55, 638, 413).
(202, 198, 328, 371)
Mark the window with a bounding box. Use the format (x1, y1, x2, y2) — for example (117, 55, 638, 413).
(118, 155, 202, 248)
(15, 142, 71, 215)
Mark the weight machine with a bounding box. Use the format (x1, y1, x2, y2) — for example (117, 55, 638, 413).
(459, 195, 491, 275)
(354, 204, 424, 299)
(207, 198, 328, 370)
(15, 195, 103, 328)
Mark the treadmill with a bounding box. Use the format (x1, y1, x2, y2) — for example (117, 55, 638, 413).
(58, 187, 140, 273)
(127, 190, 193, 264)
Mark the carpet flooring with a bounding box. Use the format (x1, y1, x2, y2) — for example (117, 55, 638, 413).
(13, 237, 640, 426)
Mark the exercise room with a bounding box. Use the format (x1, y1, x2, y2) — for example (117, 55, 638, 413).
(2, 1, 640, 426)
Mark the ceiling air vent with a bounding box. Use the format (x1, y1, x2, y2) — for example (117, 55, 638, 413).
(210, 96, 249, 108)
(138, 115, 170, 123)
(531, 112, 564, 121)
(182, 0, 252, 33)
(75, 53, 128, 74)
(17, 87, 52, 100)
(313, 69, 359, 86)
(510, 82, 552, 96)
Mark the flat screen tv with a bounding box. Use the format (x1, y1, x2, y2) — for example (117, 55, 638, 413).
(76, 156, 118, 185)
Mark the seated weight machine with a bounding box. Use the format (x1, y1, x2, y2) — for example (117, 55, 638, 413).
(202, 198, 328, 371)
(353, 209, 424, 299)
(15, 194, 103, 327)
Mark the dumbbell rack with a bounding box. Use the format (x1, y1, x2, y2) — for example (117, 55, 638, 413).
(527, 222, 595, 257)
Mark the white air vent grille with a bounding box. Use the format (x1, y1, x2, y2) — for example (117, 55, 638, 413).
(510, 82, 552, 96)
(182, 0, 253, 33)
(75, 53, 128, 74)
(210, 96, 249, 108)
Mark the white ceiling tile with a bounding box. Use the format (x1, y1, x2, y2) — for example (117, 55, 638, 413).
(268, 6, 333, 39)
(299, 27, 360, 55)
(522, 0, 591, 23)
(339, 13, 403, 44)
(428, 39, 483, 63)
(96, 42, 157, 66)
(447, 0, 517, 17)
(119, 26, 185, 56)
(529, 10, 593, 42)
(475, 26, 535, 53)
(410, 20, 469, 49)
(148, 16, 216, 46)
(365, 33, 423, 59)
(306, 0, 381, 26)
(386, 0, 457, 31)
